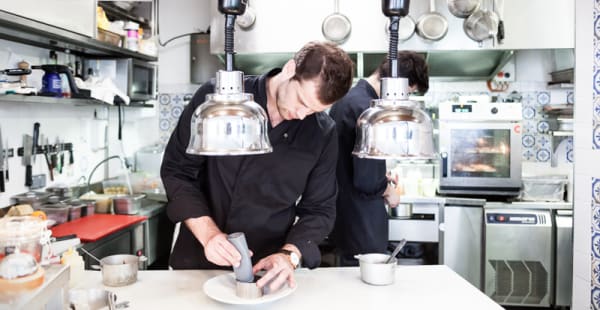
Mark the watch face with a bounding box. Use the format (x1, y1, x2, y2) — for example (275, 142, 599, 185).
(289, 252, 300, 266)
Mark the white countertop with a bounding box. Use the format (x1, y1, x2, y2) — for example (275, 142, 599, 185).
(76, 265, 503, 310)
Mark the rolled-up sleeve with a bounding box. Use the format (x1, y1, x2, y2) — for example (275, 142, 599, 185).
(160, 84, 213, 224)
(286, 125, 338, 268)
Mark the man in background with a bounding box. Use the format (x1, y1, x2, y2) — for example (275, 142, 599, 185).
(329, 51, 429, 266)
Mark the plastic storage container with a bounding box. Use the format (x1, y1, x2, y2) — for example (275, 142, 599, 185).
(521, 176, 568, 202)
(102, 179, 130, 195)
(0, 216, 47, 263)
(79, 193, 113, 214)
(36, 204, 70, 226)
(68, 199, 96, 217)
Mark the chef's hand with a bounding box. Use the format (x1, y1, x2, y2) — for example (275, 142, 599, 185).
(252, 246, 299, 291)
(383, 173, 401, 208)
(186, 216, 251, 267)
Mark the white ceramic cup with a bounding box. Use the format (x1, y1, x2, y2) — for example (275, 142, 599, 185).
(354, 253, 396, 286)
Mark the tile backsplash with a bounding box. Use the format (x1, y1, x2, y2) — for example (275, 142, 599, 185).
(158, 93, 193, 144)
(159, 82, 574, 165)
(429, 82, 574, 164)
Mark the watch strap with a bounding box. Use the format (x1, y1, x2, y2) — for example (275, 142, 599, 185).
(278, 249, 299, 269)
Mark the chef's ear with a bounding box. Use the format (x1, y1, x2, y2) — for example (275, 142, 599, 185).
(281, 59, 296, 79)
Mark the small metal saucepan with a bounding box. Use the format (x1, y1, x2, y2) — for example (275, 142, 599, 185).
(322, 0, 352, 44)
(463, 0, 498, 45)
(91, 254, 147, 287)
(389, 203, 413, 219)
(447, 0, 481, 18)
(416, 0, 449, 41)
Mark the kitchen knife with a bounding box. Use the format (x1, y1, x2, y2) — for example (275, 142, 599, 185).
(0, 126, 4, 192)
(32, 122, 40, 163)
(22, 134, 33, 187)
(5, 139, 9, 181)
(44, 136, 54, 181)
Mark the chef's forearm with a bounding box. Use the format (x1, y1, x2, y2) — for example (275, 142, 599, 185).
(185, 216, 222, 247)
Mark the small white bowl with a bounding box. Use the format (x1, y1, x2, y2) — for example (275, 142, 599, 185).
(354, 253, 396, 286)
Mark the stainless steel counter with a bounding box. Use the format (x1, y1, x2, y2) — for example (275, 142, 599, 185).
(485, 200, 572, 210)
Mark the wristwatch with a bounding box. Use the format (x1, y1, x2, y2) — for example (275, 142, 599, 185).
(279, 249, 300, 269)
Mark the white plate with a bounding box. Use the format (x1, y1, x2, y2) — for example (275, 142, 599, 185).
(203, 273, 296, 305)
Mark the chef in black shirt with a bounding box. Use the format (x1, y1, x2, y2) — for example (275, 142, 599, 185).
(329, 51, 429, 266)
(161, 41, 354, 291)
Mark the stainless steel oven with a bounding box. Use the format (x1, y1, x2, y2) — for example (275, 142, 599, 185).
(438, 97, 522, 197)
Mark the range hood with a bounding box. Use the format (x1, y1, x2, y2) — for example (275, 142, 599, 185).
(219, 50, 514, 82)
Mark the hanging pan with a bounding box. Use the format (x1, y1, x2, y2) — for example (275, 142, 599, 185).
(447, 0, 481, 18)
(322, 0, 352, 44)
(416, 0, 449, 41)
(463, 0, 498, 45)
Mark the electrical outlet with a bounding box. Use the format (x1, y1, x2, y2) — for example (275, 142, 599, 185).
(493, 58, 516, 82)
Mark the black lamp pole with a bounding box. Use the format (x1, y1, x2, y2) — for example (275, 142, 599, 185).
(218, 0, 247, 72)
(381, 0, 410, 78)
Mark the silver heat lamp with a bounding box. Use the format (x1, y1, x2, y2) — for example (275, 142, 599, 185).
(352, 77, 434, 159)
(353, 0, 434, 160)
(186, 0, 272, 156)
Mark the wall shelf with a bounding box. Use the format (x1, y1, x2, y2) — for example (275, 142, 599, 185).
(0, 10, 157, 62)
(0, 94, 154, 108)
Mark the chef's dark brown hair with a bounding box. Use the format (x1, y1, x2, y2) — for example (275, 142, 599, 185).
(293, 41, 354, 105)
(377, 51, 429, 94)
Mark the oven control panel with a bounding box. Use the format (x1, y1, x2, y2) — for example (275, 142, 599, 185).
(486, 213, 538, 224)
(439, 99, 522, 121)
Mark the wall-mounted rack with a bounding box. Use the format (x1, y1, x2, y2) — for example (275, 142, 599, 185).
(17, 143, 73, 157)
(1, 149, 14, 158)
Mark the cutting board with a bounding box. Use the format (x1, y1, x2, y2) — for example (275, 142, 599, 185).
(51, 214, 147, 243)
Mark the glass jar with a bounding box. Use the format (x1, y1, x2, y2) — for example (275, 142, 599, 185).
(0, 216, 47, 263)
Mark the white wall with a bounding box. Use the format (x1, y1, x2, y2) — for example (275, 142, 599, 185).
(573, 1, 594, 309)
(157, 0, 210, 93)
(0, 39, 159, 207)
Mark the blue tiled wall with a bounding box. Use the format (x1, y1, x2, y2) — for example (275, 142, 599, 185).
(158, 93, 193, 144)
(159, 87, 574, 165)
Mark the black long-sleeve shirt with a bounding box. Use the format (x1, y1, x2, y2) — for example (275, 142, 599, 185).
(329, 79, 389, 256)
(161, 69, 338, 269)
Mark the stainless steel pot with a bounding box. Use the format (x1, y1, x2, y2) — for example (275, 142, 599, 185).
(463, 0, 498, 44)
(447, 0, 480, 18)
(389, 203, 413, 219)
(91, 254, 147, 287)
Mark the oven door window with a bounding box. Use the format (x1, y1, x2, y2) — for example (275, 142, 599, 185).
(450, 129, 511, 178)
